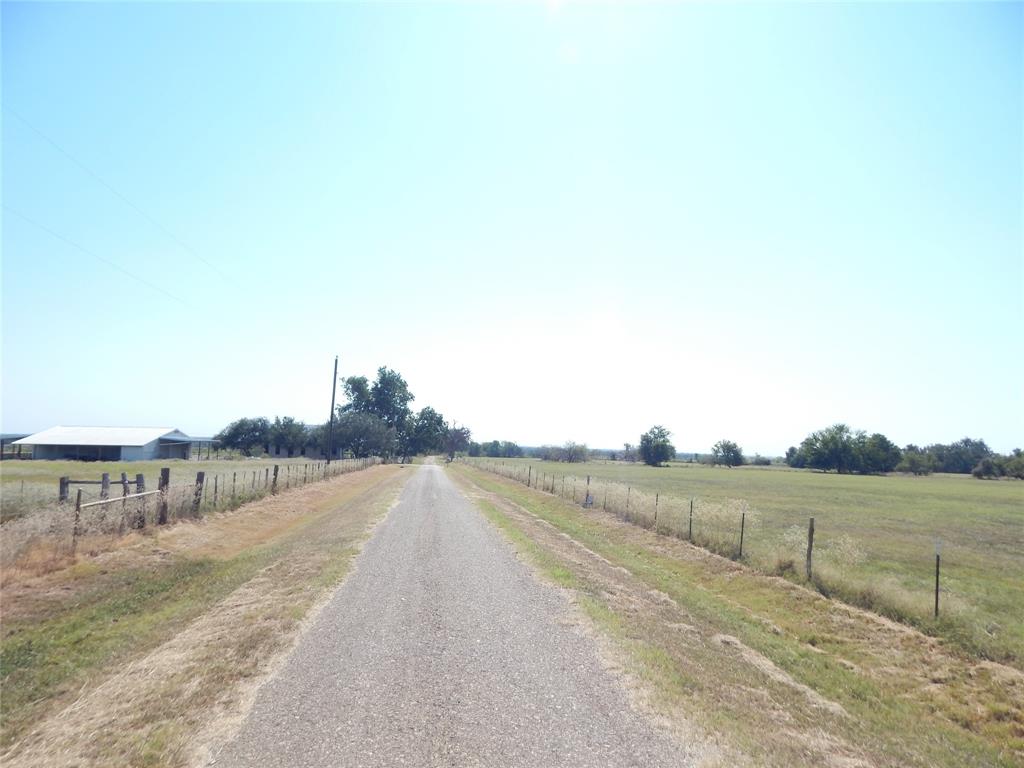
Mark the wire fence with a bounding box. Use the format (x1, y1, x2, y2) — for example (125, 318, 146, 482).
(460, 458, 953, 625)
(1, 458, 380, 570)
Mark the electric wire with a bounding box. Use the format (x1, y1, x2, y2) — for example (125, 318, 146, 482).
(5, 106, 228, 278)
(4, 205, 191, 307)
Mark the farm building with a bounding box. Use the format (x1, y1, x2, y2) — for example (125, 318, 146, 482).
(12, 426, 212, 461)
(1, 433, 31, 459)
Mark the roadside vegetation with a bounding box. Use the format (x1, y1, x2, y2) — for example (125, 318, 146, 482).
(0, 464, 408, 767)
(450, 463, 1023, 768)
(464, 457, 1024, 667)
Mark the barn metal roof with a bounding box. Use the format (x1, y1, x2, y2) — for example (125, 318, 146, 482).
(12, 426, 190, 447)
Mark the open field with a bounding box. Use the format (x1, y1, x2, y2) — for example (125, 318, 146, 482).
(450, 463, 1024, 767)
(466, 458, 1024, 667)
(0, 463, 409, 766)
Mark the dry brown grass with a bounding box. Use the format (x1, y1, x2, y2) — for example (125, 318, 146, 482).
(0, 465, 409, 767)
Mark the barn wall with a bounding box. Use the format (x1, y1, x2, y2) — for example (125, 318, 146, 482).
(30, 445, 122, 460)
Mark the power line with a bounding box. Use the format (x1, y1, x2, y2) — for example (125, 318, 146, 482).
(4, 205, 190, 307)
(5, 106, 228, 278)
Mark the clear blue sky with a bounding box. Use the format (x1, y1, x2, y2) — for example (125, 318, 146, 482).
(2, 2, 1021, 454)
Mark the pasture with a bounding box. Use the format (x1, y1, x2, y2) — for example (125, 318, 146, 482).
(471, 459, 1024, 666)
(0, 456, 321, 522)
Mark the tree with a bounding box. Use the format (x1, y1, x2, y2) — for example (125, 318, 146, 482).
(215, 417, 270, 456)
(622, 443, 636, 462)
(784, 446, 806, 468)
(562, 442, 589, 463)
(340, 376, 373, 415)
(341, 367, 416, 460)
(711, 440, 744, 467)
(370, 367, 414, 430)
(341, 367, 414, 431)
(927, 438, 992, 474)
(639, 426, 675, 467)
(335, 412, 396, 458)
(896, 445, 935, 475)
(269, 416, 308, 457)
(800, 424, 858, 473)
(411, 406, 447, 456)
(857, 433, 902, 473)
(443, 422, 472, 461)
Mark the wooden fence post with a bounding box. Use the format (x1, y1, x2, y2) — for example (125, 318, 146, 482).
(689, 498, 693, 541)
(934, 540, 941, 618)
(157, 467, 170, 525)
(738, 512, 745, 559)
(121, 472, 129, 515)
(72, 489, 82, 556)
(100, 472, 110, 500)
(135, 473, 145, 493)
(528, 466, 532, 487)
(59, 476, 70, 503)
(805, 517, 815, 580)
(272, 465, 279, 494)
(214, 475, 219, 506)
(654, 493, 659, 530)
(193, 472, 205, 514)
(232, 472, 237, 500)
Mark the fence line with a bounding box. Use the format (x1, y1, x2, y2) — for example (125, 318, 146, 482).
(3, 457, 385, 566)
(459, 458, 946, 620)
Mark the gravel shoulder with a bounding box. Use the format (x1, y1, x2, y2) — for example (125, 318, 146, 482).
(211, 463, 695, 768)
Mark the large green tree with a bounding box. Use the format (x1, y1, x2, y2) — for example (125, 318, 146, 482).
(927, 438, 992, 474)
(639, 426, 675, 467)
(269, 416, 307, 457)
(711, 440, 744, 467)
(800, 424, 858, 473)
(215, 417, 270, 456)
(857, 433, 902, 473)
(443, 422, 472, 461)
(341, 367, 414, 430)
(341, 366, 416, 459)
(399, 406, 447, 461)
(335, 412, 397, 458)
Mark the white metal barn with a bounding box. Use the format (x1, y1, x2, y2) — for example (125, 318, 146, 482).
(13, 426, 196, 461)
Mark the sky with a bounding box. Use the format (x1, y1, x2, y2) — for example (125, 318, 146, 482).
(2, 1, 1022, 455)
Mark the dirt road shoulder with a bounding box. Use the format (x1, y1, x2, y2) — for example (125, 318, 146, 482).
(1, 464, 410, 768)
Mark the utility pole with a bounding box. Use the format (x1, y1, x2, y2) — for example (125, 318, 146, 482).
(326, 355, 338, 464)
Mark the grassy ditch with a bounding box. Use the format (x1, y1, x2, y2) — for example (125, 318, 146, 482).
(451, 463, 1024, 768)
(465, 458, 1024, 666)
(1, 465, 407, 766)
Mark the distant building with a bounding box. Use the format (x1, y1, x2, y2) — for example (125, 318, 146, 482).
(12, 426, 213, 461)
(1, 433, 31, 459)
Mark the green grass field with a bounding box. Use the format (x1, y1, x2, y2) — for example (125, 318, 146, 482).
(469, 458, 1024, 666)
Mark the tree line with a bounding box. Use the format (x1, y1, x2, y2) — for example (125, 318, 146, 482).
(215, 367, 471, 462)
(783, 426, 1021, 478)
(470, 422, 1021, 481)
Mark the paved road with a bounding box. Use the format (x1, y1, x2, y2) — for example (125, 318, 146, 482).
(212, 464, 690, 767)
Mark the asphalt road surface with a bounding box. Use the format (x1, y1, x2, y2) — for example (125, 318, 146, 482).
(212, 464, 690, 768)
